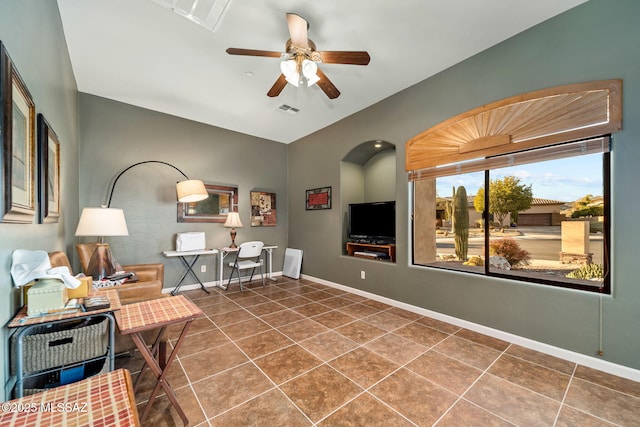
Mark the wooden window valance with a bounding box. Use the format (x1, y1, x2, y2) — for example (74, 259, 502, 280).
(405, 79, 622, 178)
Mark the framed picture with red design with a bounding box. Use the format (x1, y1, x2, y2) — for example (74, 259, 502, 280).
(306, 186, 331, 210)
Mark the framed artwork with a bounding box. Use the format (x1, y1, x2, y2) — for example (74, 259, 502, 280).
(250, 191, 276, 226)
(306, 186, 332, 210)
(0, 42, 36, 224)
(37, 114, 60, 223)
(177, 183, 238, 223)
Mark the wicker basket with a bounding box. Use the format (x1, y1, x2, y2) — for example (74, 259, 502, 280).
(13, 317, 108, 374)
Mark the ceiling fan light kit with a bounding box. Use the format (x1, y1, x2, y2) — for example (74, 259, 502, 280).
(227, 12, 370, 99)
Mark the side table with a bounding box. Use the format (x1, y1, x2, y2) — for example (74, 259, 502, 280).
(115, 295, 204, 424)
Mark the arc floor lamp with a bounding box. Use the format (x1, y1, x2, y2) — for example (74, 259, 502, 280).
(75, 160, 208, 280)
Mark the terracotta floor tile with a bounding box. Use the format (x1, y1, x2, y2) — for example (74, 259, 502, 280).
(370, 368, 458, 426)
(208, 307, 255, 327)
(311, 310, 356, 329)
(254, 344, 322, 384)
(337, 302, 381, 319)
(488, 354, 571, 401)
(301, 290, 334, 301)
(436, 399, 514, 427)
(386, 306, 423, 321)
(138, 384, 207, 427)
(329, 347, 399, 388)
(362, 310, 413, 331)
(292, 302, 333, 317)
(180, 343, 248, 382)
(299, 330, 359, 361)
(455, 328, 511, 351)
(191, 362, 274, 419)
(279, 365, 362, 422)
(132, 361, 189, 403)
(434, 335, 502, 370)
(190, 293, 227, 308)
(564, 377, 640, 425)
(236, 329, 294, 359)
(157, 279, 640, 427)
(318, 296, 357, 309)
(244, 300, 286, 317)
(556, 404, 618, 427)
(277, 318, 329, 342)
(218, 317, 272, 341)
(574, 365, 640, 398)
(407, 350, 482, 395)
(209, 388, 312, 426)
(394, 322, 449, 347)
(360, 299, 393, 310)
(506, 344, 576, 375)
(276, 295, 314, 308)
(415, 316, 461, 334)
(262, 289, 297, 301)
(465, 373, 560, 426)
(171, 328, 230, 356)
(365, 333, 427, 365)
(335, 319, 386, 344)
(317, 392, 413, 426)
(259, 308, 306, 328)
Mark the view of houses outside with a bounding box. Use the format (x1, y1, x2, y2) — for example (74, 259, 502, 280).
(429, 152, 605, 288)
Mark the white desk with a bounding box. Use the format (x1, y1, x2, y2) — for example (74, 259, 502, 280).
(163, 249, 219, 295)
(218, 245, 278, 290)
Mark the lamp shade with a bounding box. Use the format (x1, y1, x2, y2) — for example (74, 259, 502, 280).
(176, 179, 208, 203)
(302, 59, 320, 86)
(223, 212, 243, 228)
(75, 207, 129, 237)
(280, 59, 300, 87)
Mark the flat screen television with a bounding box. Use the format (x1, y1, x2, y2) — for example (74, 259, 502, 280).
(348, 201, 396, 244)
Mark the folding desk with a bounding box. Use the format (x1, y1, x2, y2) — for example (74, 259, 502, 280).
(163, 249, 218, 295)
(115, 295, 203, 425)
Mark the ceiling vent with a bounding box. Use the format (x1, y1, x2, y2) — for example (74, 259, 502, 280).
(277, 104, 300, 115)
(147, 0, 232, 32)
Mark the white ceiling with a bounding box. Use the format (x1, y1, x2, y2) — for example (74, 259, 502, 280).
(57, 0, 586, 144)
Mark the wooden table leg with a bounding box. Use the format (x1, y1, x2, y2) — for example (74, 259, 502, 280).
(132, 321, 193, 425)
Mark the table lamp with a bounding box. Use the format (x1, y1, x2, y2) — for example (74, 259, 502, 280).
(223, 212, 243, 248)
(75, 207, 129, 280)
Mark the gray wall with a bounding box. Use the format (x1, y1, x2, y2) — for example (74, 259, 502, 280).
(288, 0, 640, 370)
(78, 94, 288, 289)
(0, 1, 79, 399)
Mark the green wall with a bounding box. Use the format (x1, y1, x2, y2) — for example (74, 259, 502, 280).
(288, 0, 640, 370)
(77, 94, 289, 289)
(0, 1, 80, 399)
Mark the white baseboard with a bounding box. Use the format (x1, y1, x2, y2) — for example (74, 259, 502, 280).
(301, 274, 640, 383)
(162, 271, 283, 293)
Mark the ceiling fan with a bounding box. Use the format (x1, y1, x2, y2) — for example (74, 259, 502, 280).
(226, 13, 370, 99)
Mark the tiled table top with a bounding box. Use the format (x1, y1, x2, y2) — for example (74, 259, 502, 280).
(115, 295, 204, 334)
(0, 368, 139, 427)
(7, 290, 121, 328)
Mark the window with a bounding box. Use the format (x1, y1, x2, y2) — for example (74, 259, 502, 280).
(412, 137, 610, 293)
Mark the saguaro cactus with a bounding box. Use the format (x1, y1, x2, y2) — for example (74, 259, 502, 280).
(453, 186, 469, 261)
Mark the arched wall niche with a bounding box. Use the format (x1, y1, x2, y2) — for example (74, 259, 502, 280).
(340, 140, 396, 254)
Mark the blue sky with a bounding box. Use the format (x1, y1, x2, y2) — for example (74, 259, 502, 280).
(436, 153, 603, 202)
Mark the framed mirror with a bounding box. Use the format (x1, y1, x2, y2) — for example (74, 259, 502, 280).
(177, 183, 238, 223)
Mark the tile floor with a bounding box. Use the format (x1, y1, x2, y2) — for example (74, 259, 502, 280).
(116, 277, 640, 426)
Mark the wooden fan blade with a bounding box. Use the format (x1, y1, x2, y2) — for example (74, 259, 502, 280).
(315, 68, 340, 99)
(267, 74, 288, 97)
(286, 13, 309, 49)
(319, 51, 371, 65)
(226, 48, 282, 58)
